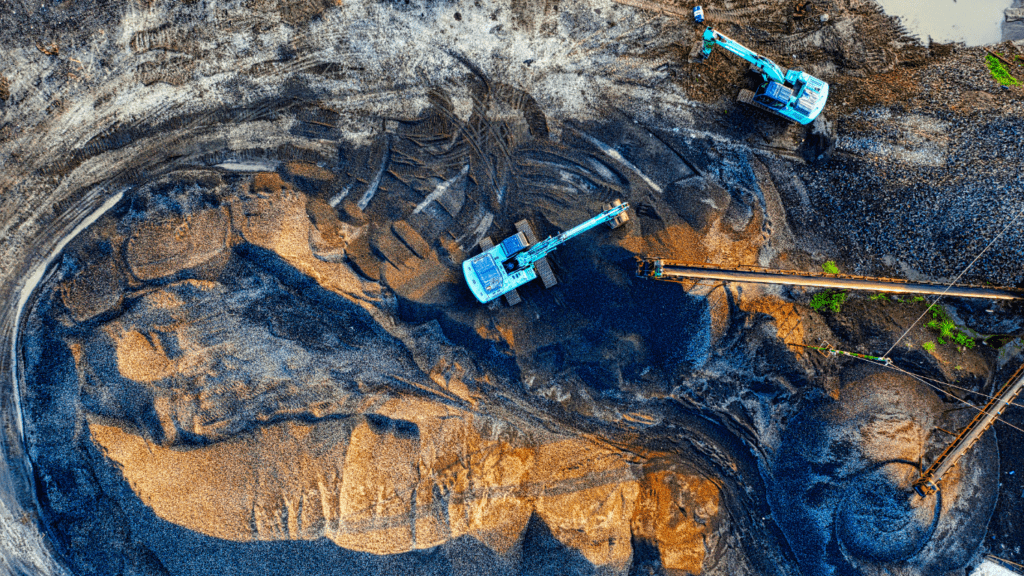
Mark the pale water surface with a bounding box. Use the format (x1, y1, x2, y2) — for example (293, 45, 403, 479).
(874, 0, 1012, 45)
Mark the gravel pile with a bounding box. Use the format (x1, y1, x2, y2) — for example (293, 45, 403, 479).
(796, 48, 1024, 289)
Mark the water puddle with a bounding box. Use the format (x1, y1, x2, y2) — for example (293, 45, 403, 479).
(874, 0, 1014, 45)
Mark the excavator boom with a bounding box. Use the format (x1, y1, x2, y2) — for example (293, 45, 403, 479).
(702, 27, 786, 83)
(514, 202, 629, 267)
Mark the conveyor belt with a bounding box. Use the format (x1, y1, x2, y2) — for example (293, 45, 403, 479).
(913, 363, 1024, 496)
(636, 258, 1024, 301)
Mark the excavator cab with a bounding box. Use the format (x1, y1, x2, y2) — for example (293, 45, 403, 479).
(501, 232, 529, 257)
(500, 232, 530, 273)
(753, 82, 792, 110)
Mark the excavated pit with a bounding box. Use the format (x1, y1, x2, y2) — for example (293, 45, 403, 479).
(1, 0, 1023, 575)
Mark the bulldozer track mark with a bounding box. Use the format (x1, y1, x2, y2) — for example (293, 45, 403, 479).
(135, 55, 197, 87)
(608, 0, 691, 20)
(130, 23, 202, 54)
(515, 152, 627, 194)
(492, 83, 550, 140)
(418, 92, 507, 200)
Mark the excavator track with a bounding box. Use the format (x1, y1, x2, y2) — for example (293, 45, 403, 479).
(516, 219, 557, 288)
(535, 258, 558, 289)
(515, 219, 538, 244)
(737, 88, 789, 120)
(504, 288, 522, 306)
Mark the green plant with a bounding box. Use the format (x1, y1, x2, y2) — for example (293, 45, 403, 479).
(987, 54, 1021, 87)
(911, 296, 925, 302)
(810, 290, 847, 313)
(953, 332, 976, 349)
(870, 293, 890, 301)
(922, 341, 936, 351)
(938, 319, 956, 339)
(924, 304, 976, 350)
(821, 260, 840, 275)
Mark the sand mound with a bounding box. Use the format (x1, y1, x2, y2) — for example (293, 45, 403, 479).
(769, 369, 999, 576)
(25, 169, 748, 575)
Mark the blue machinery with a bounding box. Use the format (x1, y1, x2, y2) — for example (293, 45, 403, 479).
(700, 27, 829, 124)
(463, 201, 630, 305)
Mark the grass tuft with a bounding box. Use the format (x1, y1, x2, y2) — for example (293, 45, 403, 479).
(986, 54, 1021, 87)
(924, 304, 976, 350)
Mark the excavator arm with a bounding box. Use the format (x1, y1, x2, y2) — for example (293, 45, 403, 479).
(511, 202, 630, 268)
(701, 27, 786, 84)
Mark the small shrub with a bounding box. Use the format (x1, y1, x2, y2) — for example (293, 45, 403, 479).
(810, 290, 847, 313)
(831, 291, 847, 312)
(923, 304, 977, 351)
(870, 293, 889, 301)
(809, 292, 830, 311)
(911, 296, 925, 302)
(821, 260, 840, 275)
(922, 341, 936, 351)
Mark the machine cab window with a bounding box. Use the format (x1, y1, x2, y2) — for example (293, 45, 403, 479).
(756, 81, 792, 109)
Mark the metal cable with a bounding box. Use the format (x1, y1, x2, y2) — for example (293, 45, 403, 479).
(903, 370, 1024, 411)
(800, 346, 1024, 435)
(887, 365, 1024, 436)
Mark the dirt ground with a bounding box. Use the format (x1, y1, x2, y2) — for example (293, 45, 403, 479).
(2, 0, 1024, 575)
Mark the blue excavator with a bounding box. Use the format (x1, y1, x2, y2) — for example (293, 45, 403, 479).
(698, 26, 829, 125)
(464, 201, 630, 306)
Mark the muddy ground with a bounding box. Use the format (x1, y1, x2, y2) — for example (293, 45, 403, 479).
(1, 0, 1024, 575)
